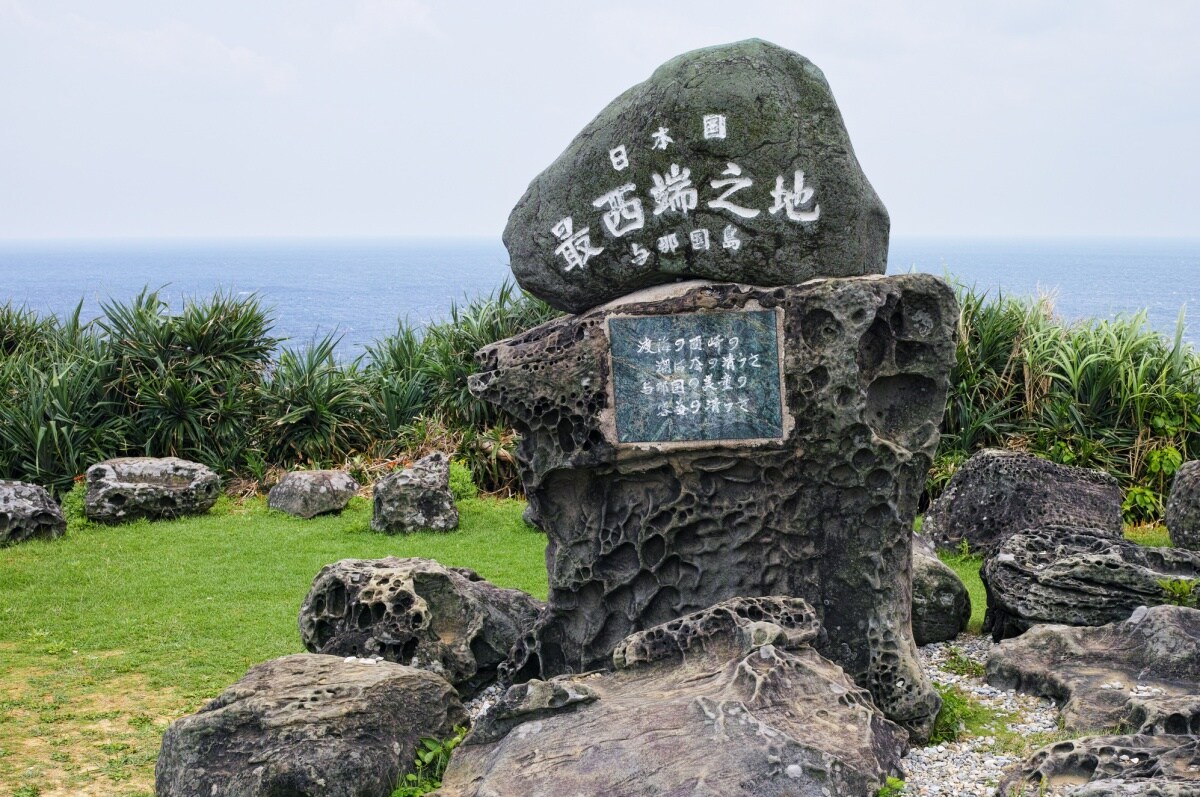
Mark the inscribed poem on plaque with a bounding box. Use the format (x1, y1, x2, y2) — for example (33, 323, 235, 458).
(607, 309, 784, 444)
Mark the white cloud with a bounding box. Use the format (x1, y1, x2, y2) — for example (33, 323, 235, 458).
(331, 0, 442, 52)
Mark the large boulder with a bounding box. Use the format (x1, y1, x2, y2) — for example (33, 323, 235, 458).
(155, 653, 465, 797)
(472, 273, 950, 739)
(0, 479, 65, 546)
(996, 734, 1200, 797)
(437, 597, 907, 797)
(911, 540, 971, 645)
(471, 274, 955, 742)
(299, 557, 543, 695)
(505, 39, 889, 314)
(371, 452, 458, 533)
(981, 526, 1200, 640)
(84, 457, 219, 523)
(268, 469, 359, 518)
(1167, 460, 1200, 551)
(923, 449, 1123, 555)
(986, 605, 1200, 732)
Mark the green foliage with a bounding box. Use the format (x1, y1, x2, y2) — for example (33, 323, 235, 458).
(392, 727, 467, 797)
(936, 283, 1200, 522)
(875, 776, 906, 797)
(1158, 577, 1199, 607)
(930, 683, 996, 744)
(448, 459, 479, 501)
(936, 550, 986, 634)
(942, 646, 985, 678)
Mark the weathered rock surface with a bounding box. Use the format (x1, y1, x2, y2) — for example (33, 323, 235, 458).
(912, 541, 971, 645)
(996, 734, 1200, 797)
(981, 526, 1200, 640)
(1168, 460, 1200, 551)
(84, 457, 219, 523)
(371, 452, 458, 533)
(155, 653, 465, 797)
(299, 557, 543, 695)
(437, 597, 907, 797)
(471, 274, 956, 741)
(923, 449, 1123, 555)
(505, 39, 889, 314)
(0, 479, 65, 546)
(268, 469, 359, 518)
(986, 605, 1200, 733)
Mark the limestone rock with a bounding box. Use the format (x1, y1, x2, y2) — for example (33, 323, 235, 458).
(268, 469, 359, 518)
(981, 526, 1200, 641)
(505, 39, 889, 314)
(1167, 460, 1200, 551)
(371, 452, 458, 533)
(0, 479, 65, 546)
(911, 542, 971, 645)
(996, 734, 1200, 797)
(84, 457, 219, 523)
(155, 653, 465, 797)
(299, 557, 544, 695)
(986, 605, 1200, 733)
(923, 449, 1123, 555)
(471, 274, 956, 742)
(438, 597, 907, 797)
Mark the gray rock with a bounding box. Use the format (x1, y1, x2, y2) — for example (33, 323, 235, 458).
(268, 469, 359, 518)
(470, 273, 957, 742)
(84, 457, 219, 523)
(1167, 460, 1200, 551)
(371, 452, 458, 533)
(505, 39, 888, 314)
(986, 605, 1200, 733)
(299, 557, 544, 695)
(923, 449, 1123, 555)
(996, 734, 1200, 797)
(438, 597, 906, 797)
(155, 653, 465, 797)
(0, 479, 65, 546)
(912, 543, 971, 645)
(981, 526, 1200, 641)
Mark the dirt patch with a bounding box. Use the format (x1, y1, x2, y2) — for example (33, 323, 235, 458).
(0, 647, 190, 797)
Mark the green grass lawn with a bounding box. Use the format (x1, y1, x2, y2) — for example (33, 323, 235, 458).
(0, 494, 547, 797)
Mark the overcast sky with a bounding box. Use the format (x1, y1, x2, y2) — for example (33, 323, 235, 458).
(2, 1, 1197, 240)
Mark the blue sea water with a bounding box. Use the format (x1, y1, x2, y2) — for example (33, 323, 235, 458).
(0, 236, 1197, 358)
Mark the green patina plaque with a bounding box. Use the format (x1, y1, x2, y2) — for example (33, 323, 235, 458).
(607, 309, 784, 444)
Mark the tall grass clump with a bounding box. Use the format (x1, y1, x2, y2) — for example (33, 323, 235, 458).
(938, 284, 1200, 522)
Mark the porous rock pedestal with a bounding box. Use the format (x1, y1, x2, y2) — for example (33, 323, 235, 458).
(922, 448, 1123, 555)
(506, 39, 889, 314)
(0, 479, 66, 546)
(371, 452, 458, 533)
(981, 526, 1200, 640)
(84, 456, 219, 523)
(1167, 460, 1200, 551)
(987, 605, 1200, 735)
(470, 274, 956, 741)
(155, 653, 465, 797)
(436, 597, 907, 797)
(298, 557, 544, 695)
(268, 469, 359, 518)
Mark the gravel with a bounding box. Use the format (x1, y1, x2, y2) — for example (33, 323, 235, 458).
(907, 634, 1071, 797)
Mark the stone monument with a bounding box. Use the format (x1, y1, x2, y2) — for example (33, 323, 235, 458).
(470, 39, 956, 742)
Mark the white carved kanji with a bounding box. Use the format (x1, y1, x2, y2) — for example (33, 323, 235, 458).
(657, 233, 680, 254)
(551, 217, 604, 272)
(608, 144, 629, 171)
(650, 126, 674, 150)
(630, 242, 650, 266)
(689, 228, 710, 250)
(769, 170, 821, 222)
(702, 114, 726, 139)
(708, 162, 761, 219)
(650, 164, 698, 217)
(721, 224, 741, 251)
(592, 183, 645, 238)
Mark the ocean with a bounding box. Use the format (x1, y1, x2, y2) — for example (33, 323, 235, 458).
(0, 236, 1197, 358)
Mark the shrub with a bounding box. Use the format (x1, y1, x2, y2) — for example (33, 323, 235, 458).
(448, 459, 479, 501)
